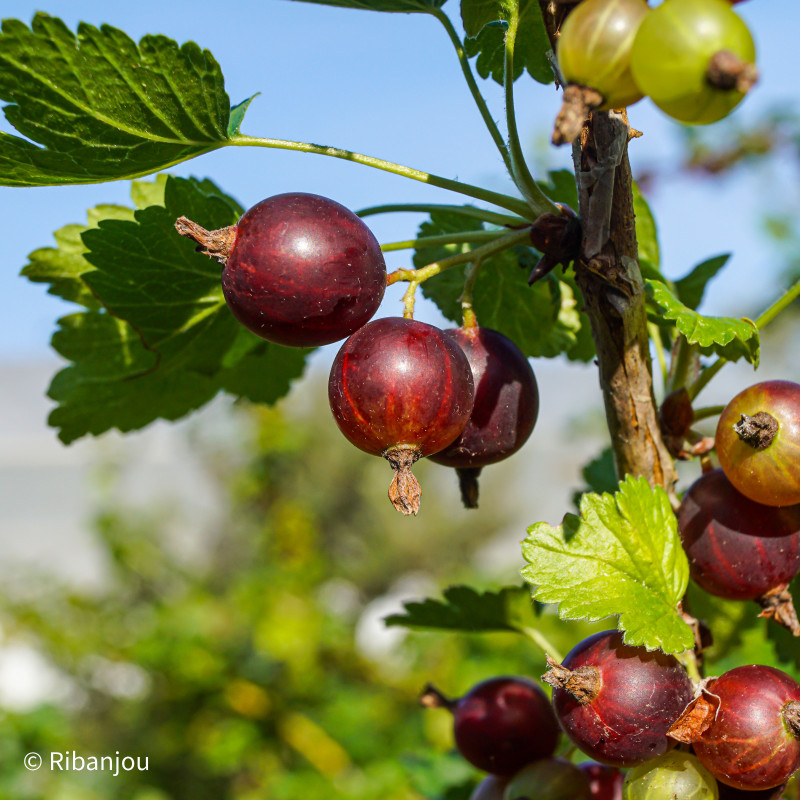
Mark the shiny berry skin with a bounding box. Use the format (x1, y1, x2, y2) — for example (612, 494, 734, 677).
(328, 317, 474, 514)
(580, 762, 624, 800)
(548, 631, 694, 767)
(717, 781, 787, 800)
(470, 776, 507, 800)
(678, 469, 800, 600)
(221, 193, 386, 346)
(631, 0, 756, 125)
(452, 677, 560, 776)
(716, 381, 800, 507)
(503, 759, 591, 800)
(623, 752, 718, 800)
(557, 0, 649, 110)
(694, 666, 800, 791)
(430, 328, 539, 469)
(328, 317, 473, 457)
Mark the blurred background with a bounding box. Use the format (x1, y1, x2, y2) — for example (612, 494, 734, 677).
(1, 0, 800, 797)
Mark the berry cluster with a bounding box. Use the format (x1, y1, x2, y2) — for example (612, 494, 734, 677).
(554, 0, 757, 143)
(421, 677, 622, 800)
(424, 635, 800, 797)
(176, 192, 540, 515)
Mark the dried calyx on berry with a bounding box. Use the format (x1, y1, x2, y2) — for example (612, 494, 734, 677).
(668, 665, 800, 792)
(328, 318, 474, 515)
(677, 469, 800, 635)
(175, 192, 386, 348)
(543, 630, 694, 767)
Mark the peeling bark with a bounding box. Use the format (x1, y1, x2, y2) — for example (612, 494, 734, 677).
(570, 111, 677, 494)
(538, 0, 676, 494)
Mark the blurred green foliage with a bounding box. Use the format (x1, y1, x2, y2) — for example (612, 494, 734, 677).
(0, 387, 608, 800)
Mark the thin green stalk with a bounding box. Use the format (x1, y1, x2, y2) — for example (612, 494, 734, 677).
(692, 405, 725, 423)
(460, 257, 485, 328)
(402, 281, 420, 319)
(688, 360, 725, 402)
(521, 627, 563, 663)
(668, 337, 696, 394)
(357, 203, 528, 228)
(648, 322, 668, 388)
(381, 230, 504, 253)
(678, 650, 703, 685)
(753, 276, 800, 329)
(231, 135, 535, 219)
(689, 277, 800, 401)
(433, 9, 513, 175)
(504, 8, 559, 217)
(388, 227, 532, 285)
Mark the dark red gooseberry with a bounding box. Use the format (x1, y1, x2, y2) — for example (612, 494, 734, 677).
(716, 380, 800, 507)
(470, 775, 507, 800)
(544, 630, 694, 767)
(717, 780, 788, 800)
(175, 192, 386, 347)
(579, 762, 623, 800)
(678, 469, 800, 631)
(503, 758, 592, 800)
(426, 676, 559, 776)
(429, 327, 539, 508)
(328, 317, 473, 515)
(694, 665, 800, 791)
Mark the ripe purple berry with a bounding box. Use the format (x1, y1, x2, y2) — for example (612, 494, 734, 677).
(175, 192, 386, 347)
(430, 327, 539, 508)
(678, 469, 800, 633)
(328, 317, 474, 514)
(422, 677, 560, 776)
(544, 630, 694, 767)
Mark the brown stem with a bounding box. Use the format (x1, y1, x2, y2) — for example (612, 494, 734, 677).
(174, 217, 237, 264)
(384, 445, 422, 516)
(758, 584, 800, 636)
(541, 654, 600, 704)
(735, 412, 778, 450)
(571, 112, 677, 495)
(456, 467, 481, 509)
(419, 683, 457, 712)
(706, 50, 758, 94)
(536, 1, 677, 496)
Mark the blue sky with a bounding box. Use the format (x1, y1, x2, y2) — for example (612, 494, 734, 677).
(0, 0, 797, 360)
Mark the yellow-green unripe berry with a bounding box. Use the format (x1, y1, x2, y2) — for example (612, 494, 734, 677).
(630, 0, 756, 125)
(556, 0, 650, 110)
(623, 752, 719, 800)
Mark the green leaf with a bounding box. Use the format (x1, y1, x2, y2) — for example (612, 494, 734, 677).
(461, 0, 514, 36)
(416, 211, 592, 360)
(47, 313, 219, 441)
(521, 475, 694, 654)
(540, 169, 579, 212)
(288, 0, 446, 12)
(227, 94, 259, 137)
(463, 0, 552, 85)
(572, 446, 617, 508)
(632, 183, 660, 269)
(384, 585, 538, 633)
(673, 254, 731, 311)
(21, 205, 133, 308)
(0, 14, 231, 186)
(646, 280, 760, 366)
(26, 176, 311, 442)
